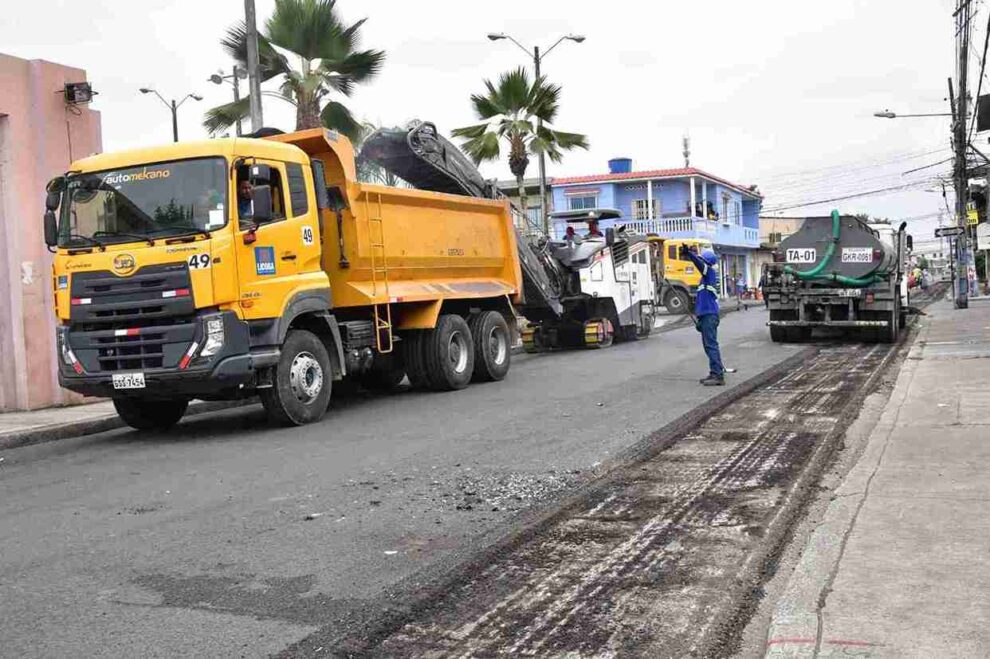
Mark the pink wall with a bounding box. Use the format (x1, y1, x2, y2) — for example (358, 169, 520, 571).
(0, 54, 102, 410)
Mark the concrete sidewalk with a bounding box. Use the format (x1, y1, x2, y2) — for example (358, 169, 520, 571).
(765, 298, 990, 658)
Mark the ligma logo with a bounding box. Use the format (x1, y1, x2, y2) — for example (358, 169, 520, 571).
(255, 246, 276, 276)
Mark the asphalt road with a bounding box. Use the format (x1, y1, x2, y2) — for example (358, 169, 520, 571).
(0, 308, 800, 658)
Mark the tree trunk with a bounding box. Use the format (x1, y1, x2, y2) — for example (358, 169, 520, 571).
(295, 97, 322, 130)
(517, 175, 529, 233)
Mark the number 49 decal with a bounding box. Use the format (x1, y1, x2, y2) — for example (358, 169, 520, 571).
(301, 226, 315, 246)
(187, 253, 212, 269)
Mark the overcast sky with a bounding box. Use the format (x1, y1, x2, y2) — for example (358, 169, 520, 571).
(1, 0, 973, 236)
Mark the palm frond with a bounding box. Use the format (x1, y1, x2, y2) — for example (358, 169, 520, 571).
(320, 100, 362, 140)
(203, 96, 252, 135)
(459, 132, 501, 165)
(451, 122, 490, 139)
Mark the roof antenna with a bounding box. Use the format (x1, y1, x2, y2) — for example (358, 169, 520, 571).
(682, 134, 691, 168)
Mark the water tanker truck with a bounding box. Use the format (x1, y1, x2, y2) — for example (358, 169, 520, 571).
(761, 211, 912, 343)
(43, 122, 658, 430)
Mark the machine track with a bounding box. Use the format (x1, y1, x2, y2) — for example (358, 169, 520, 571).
(309, 342, 898, 658)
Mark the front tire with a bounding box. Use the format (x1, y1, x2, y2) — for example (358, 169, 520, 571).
(113, 398, 188, 431)
(469, 311, 511, 382)
(260, 329, 332, 426)
(664, 288, 692, 314)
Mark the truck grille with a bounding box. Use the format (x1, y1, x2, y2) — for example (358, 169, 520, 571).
(68, 264, 197, 372)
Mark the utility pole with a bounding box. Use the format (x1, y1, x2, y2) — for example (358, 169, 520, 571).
(244, 0, 264, 132)
(953, 0, 971, 309)
(533, 45, 549, 235)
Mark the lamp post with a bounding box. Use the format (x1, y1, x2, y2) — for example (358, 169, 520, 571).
(487, 32, 585, 235)
(139, 88, 203, 142)
(209, 66, 248, 135)
(874, 105, 970, 308)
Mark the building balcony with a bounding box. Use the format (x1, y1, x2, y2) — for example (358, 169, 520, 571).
(623, 216, 759, 247)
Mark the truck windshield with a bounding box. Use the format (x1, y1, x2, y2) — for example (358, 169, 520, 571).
(58, 158, 227, 247)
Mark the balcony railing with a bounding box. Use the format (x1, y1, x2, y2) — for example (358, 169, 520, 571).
(624, 216, 759, 247)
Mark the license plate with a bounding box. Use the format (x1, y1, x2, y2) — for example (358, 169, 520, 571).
(786, 248, 816, 264)
(841, 247, 873, 263)
(112, 372, 146, 389)
(836, 289, 862, 298)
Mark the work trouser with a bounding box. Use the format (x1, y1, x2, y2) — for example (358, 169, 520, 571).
(697, 313, 724, 378)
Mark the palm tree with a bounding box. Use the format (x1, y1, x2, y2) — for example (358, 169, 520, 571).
(452, 67, 588, 233)
(203, 0, 384, 139)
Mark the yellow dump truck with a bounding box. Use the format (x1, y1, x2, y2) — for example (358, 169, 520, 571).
(646, 236, 715, 313)
(44, 128, 525, 428)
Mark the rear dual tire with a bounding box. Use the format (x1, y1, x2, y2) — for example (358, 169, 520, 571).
(405, 312, 511, 390)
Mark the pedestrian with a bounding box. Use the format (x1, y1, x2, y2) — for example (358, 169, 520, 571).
(681, 244, 724, 386)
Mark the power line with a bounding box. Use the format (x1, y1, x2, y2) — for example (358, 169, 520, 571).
(762, 180, 941, 213)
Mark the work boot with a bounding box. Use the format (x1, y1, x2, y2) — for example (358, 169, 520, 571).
(699, 374, 725, 386)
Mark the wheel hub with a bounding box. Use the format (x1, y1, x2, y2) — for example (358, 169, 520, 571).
(448, 331, 469, 374)
(488, 325, 508, 365)
(288, 351, 324, 404)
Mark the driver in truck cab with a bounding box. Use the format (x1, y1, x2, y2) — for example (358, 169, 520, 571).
(237, 179, 254, 218)
(680, 244, 725, 386)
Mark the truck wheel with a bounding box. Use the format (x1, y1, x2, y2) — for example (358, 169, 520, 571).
(769, 309, 789, 343)
(879, 308, 898, 344)
(423, 314, 474, 391)
(402, 332, 432, 390)
(663, 289, 691, 314)
(260, 329, 332, 426)
(469, 311, 511, 382)
(113, 398, 188, 431)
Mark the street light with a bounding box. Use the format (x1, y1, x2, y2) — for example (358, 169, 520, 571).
(140, 88, 203, 142)
(873, 109, 952, 118)
(209, 66, 248, 135)
(487, 31, 586, 235)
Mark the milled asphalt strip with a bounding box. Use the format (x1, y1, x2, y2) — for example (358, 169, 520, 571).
(692, 337, 905, 658)
(279, 344, 817, 657)
(0, 399, 257, 451)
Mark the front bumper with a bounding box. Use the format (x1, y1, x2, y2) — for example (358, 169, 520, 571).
(58, 311, 277, 399)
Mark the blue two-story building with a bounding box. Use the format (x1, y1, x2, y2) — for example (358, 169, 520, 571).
(550, 158, 763, 290)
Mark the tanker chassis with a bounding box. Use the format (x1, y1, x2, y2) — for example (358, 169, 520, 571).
(762, 211, 911, 343)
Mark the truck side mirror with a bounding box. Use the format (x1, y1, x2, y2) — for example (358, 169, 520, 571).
(249, 163, 272, 184)
(906, 235, 914, 251)
(605, 227, 615, 246)
(44, 210, 58, 247)
(251, 185, 273, 222)
(45, 191, 61, 211)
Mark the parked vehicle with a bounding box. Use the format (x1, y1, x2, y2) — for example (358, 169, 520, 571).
(761, 211, 912, 343)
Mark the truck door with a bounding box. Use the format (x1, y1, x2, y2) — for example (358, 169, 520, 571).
(233, 160, 322, 320)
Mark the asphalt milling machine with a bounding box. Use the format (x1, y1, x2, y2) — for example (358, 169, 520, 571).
(360, 122, 658, 351)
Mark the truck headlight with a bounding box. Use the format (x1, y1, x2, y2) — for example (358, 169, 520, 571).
(199, 316, 225, 358)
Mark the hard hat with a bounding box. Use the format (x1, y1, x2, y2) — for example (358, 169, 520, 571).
(701, 248, 718, 264)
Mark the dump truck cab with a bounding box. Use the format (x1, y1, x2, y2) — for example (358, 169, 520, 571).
(645, 235, 714, 313)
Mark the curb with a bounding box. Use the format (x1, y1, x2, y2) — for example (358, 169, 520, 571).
(0, 398, 257, 452)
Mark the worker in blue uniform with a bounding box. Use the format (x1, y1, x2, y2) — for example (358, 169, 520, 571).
(680, 245, 724, 386)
